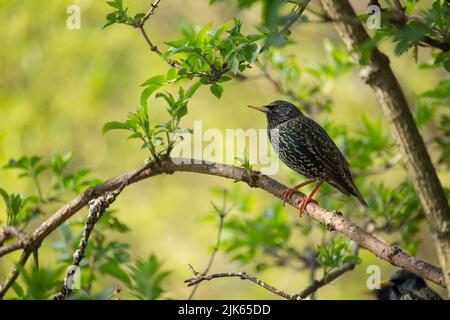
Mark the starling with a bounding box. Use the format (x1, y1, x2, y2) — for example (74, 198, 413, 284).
(375, 270, 443, 300)
(248, 100, 367, 214)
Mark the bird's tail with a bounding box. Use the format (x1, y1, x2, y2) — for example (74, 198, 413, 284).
(330, 180, 368, 208)
(353, 186, 368, 208)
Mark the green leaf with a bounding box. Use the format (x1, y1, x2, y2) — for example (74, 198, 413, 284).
(247, 34, 265, 43)
(102, 121, 132, 134)
(12, 282, 24, 298)
(140, 84, 162, 107)
(106, 0, 123, 10)
(214, 20, 234, 39)
(51, 152, 74, 176)
(393, 21, 429, 55)
(100, 262, 131, 286)
(185, 81, 202, 99)
(228, 54, 240, 74)
(343, 255, 362, 265)
(444, 59, 450, 72)
(133, 13, 145, 22)
(242, 43, 260, 63)
(0, 188, 10, 208)
(166, 68, 177, 81)
(210, 83, 223, 99)
(141, 75, 167, 87)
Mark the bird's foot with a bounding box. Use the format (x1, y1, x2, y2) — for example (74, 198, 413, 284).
(281, 188, 297, 206)
(296, 197, 319, 216)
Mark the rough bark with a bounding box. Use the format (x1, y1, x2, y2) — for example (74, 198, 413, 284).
(320, 0, 450, 296)
(0, 158, 445, 288)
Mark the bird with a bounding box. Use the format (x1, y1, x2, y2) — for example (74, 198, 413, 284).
(375, 270, 443, 300)
(248, 100, 367, 214)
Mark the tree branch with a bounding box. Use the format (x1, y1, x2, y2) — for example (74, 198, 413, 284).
(185, 264, 300, 300)
(0, 226, 28, 247)
(185, 243, 359, 300)
(135, 0, 180, 68)
(0, 157, 445, 290)
(320, 0, 450, 297)
(53, 189, 122, 300)
(0, 250, 32, 298)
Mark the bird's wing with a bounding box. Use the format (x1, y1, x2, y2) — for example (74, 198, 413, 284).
(303, 117, 351, 183)
(303, 117, 368, 207)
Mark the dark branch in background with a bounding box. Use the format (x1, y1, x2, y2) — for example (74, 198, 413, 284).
(320, 0, 450, 297)
(0, 158, 445, 295)
(185, 242, 359, 300)
(383, 2, 450, 52)
(254, 60, 322, 115)
(188, 191, 233, 300)
(185, 264, 300, 300)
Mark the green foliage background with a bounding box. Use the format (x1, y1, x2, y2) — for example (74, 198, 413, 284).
(0, 0, 448, 299)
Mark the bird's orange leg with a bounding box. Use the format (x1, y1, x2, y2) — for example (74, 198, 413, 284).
(281, 179, 316, 205)
(297, 181, 323, 216)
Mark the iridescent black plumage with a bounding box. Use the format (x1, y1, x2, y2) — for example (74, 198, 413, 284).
(375, 270, 442, 300)
(252, 100, 367, 208)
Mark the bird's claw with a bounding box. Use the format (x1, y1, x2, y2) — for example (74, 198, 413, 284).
(296, 197, 319, 216)
(281, 188, 297, 206)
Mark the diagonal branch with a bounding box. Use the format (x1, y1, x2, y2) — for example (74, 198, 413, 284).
(0, 166, 147, 299)
(0, 250, 32, 298)
(0, 157, 445, 289)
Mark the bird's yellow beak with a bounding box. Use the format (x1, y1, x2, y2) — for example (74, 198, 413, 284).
(379, 280, 389, 286)
(247, 105, 269, 113)
(362, 279, 390, 294)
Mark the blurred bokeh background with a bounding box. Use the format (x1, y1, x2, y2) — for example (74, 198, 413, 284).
(0, 0, 448, 299)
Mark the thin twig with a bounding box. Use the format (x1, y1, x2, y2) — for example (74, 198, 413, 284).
(261, 0, 311, 53)
(254, 59, 320, 114)
(0, 250, 32, 298)
(0, 226, 28, 247)
(138, 0, 162, 27)
(136, 0, 229, 80)
(185, 265, 301, 300)
(185, 242, 357, 300)
(188, 191, 233, 299)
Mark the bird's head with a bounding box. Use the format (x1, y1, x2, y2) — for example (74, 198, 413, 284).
(375, 270, 426, 300)
(248, 100, 302, 127)
(388, 270, 425, 290)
